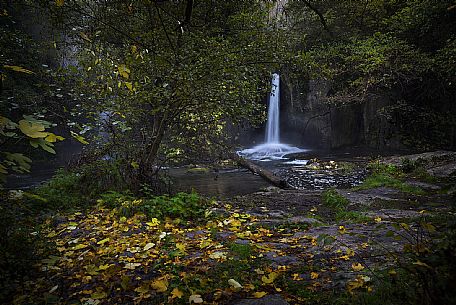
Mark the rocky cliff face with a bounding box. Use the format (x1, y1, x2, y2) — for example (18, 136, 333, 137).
(280, 74, 404, 150)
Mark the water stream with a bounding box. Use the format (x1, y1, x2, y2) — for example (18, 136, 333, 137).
(238, 73, 306, 161)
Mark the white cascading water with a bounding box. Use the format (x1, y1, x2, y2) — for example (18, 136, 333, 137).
(239, 73, 305, 160)
(265, 73, 280, 143)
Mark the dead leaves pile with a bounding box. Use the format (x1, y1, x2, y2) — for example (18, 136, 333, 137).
(18, 207, 374, 304)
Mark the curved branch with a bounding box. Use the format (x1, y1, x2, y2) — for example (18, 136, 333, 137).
(300, 0, 333, 37)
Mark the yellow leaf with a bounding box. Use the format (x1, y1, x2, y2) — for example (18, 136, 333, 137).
(413, 260, 432, 269)
(171, 287, 184, 299)
(18, 120, 47, 138)
(252, 291, 267, 298)
(45, 133, 65, 143)
(3, 65, 34, 74)
(151, 278, 168, 292)
(124, 262, 141, 270)
(261, 272, 278, 284)
(228, 279, 242, 289)
(143, 242, 155, 251)
(146, 218, 160, 227)
(98, 264, 111, 270)
(97, 238, 110, 245)
(135, 284, 150, 294)
(73, 244, 88, 250)
(346, 278, 364, 294)
(118, 64, 130, 79)
(189, 294, 203, 304)
(400, 223, 410, 230)
(209, 251, 227, 260)
(70, 131, 89, 144)
(176, 243, 186, 253)
(55, 0, 64, 7)
(310, 272, 319, 279)
(374, 216, 382, 223)
(338, 225, 346, 234)
(351, 263, 365, 271)
(125, 82, 133, 91)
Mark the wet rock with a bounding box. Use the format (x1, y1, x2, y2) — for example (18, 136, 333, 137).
(233, 295, 290, 305)
(362, 209, 422, 220)
(209, 207, 230, 217)
(381, 151, 456, 178)
(234, 239, 250, 245)
(263, 252, 298, 265)
(287, 216, 322, 225)
(267, 210, 288, 218)
(337, 187, 402, 205)
(405, 180, 441, 191)
(427, 162, 456, 178)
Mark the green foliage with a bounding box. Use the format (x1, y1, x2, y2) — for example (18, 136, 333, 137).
(41, 0, 280, 184)
(356, 163, 425, 194)
(322, 188, 349, 210)
(322, 189, 370, 222)
(286, 0, 456, 149)
(0, 193, 53, 303)
(27, 169, 89, 211)
(229, 243, 254, 261)
(26, 160, 132, 211)
(100, 190, 210, 222)
(0, 115, 64, 185)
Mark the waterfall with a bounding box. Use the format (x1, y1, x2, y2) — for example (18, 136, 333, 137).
(266, 73, 280, 143)
(238, 73, 306, 160)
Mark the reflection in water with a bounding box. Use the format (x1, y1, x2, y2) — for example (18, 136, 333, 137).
(168, 168, 269, 198)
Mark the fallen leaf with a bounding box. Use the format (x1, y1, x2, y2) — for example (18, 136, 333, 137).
(97, 238, 110, 245)
(209, 251, 227, 260)
(310, 272, 319, 279)
(228, 279, 242, 289)
(413, 260, 432, 269)
(170, 287, 184, 299)
(189, 294, 203, 304)
(91, 291, 107, 299)
(261, 272, 278, 284)
(253, 291, 267, 298)
(143, 242, 155, 251)
(124, 262, 141, 270)
(151, 278, 168, 292)
(73, 244, 88, 250)
(351, 263, 365, 271)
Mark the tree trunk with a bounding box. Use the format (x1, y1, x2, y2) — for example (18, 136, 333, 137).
(232, 153, 288, 188)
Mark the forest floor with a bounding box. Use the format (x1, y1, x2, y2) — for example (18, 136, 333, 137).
(5, 151, 456, 305)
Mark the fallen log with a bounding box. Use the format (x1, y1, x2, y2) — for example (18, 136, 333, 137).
(232, 153, 288, 188)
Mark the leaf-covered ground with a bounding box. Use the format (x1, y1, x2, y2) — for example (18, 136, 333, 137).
(15, 192, 453, 304)
(9, 153, 456, 304)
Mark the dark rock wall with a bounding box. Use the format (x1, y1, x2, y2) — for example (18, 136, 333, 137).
(280, 74, 404, 150)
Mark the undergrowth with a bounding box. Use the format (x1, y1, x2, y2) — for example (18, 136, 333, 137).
(355, 163, 425, 194)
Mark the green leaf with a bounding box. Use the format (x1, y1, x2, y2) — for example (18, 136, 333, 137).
(4, 153, 32, 172)
(3, 65, 34, 74)
(29, 138, 56, 154)
(70, 131, 89, 145)
(45, 133, 65, 143)
(118, 64, 130, 79)
(18, 120, 48, 138)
